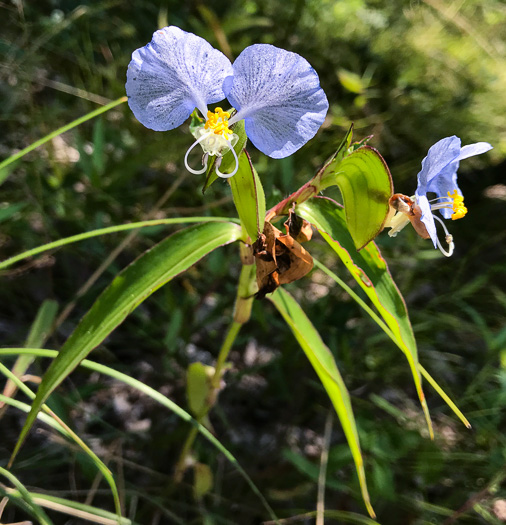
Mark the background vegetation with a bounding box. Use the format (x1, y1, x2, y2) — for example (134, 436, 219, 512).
(1, 0, 505, 523)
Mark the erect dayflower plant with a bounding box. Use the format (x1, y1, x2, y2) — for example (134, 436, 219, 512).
(387, 136, 492, 256)
(126, 26, 329, 178)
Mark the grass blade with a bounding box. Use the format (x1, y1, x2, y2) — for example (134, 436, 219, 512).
(0, 362, 123, 522)
(269, 288, 375, 518)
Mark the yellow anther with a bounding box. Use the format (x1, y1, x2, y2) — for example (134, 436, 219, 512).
(204, 108, 233, 140)
(448, 190, 467, 220)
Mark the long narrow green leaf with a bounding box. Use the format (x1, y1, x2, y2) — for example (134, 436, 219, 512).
(298, 198, 433, 439)
(228, 151, 266, 241)
(0, 393, 72, 436)
(11, 222, 241, 464)
(0, 217, 239, 271)
(419, 365, 471, 428)
(269, 288, 375, 518)
(0, 348, 279, 523)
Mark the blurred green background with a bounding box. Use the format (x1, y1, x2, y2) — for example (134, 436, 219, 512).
(1, 0, 505, 523)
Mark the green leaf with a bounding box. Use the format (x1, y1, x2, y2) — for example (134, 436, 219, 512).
(269, 287, 375, 519)
(338, 69, 365, 94)
(297, 198, 433, 438)
(228, 151, 266, 241)
(187, 362, 214, 423)
(202, 119, 248, 192)
(24, 300, 59, 349)
(193, 462, 214, 500)
(3, 488, 133, 525)
(0, 361, 122, 519)
(313, 259, 470, 430)
(327, 146, 392, 250)
(11, 221, 241, 464)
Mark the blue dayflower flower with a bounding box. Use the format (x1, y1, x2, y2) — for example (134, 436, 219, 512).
(126, 26, 328, 178)
(388, 136, 492, 256)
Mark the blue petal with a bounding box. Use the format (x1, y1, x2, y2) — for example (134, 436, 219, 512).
(225, 44, 328, 159)
(126, 26, 232, 131)
(415, 136, 461, 196)
(456, 142, 493, 162)
(417, 195, 438, 249)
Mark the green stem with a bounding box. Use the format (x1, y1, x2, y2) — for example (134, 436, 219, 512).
(211, 321, 242, 391)
(174, 244, 257, 481)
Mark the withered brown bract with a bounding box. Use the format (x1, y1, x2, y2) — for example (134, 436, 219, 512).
(253, 209, 314, 298)
(284, 205, 314, 243)
(389, 193, 430, 239)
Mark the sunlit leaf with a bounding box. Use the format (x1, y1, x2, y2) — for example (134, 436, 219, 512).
(338, 69, 365, 94)
(270, 287, 375, 518)
(0, 217, 239, 271)
(326, 146, 392, 250)
(297, 197, 433, 438)
(11, 221, 241, 463)
(228, 151, 266, 241)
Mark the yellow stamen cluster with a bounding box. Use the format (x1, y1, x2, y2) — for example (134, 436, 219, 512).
(448, 190, 467, 220)
(204, 108, 233, 140)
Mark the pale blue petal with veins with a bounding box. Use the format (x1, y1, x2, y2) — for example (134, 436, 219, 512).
(126, 26, 232, 132)
(225, 44, 329, 159)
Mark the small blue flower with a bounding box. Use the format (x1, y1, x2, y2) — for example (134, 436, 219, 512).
(126, 26, 328, 178)
(415, 136, 492, 254)
(388, 136, 492, 256)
